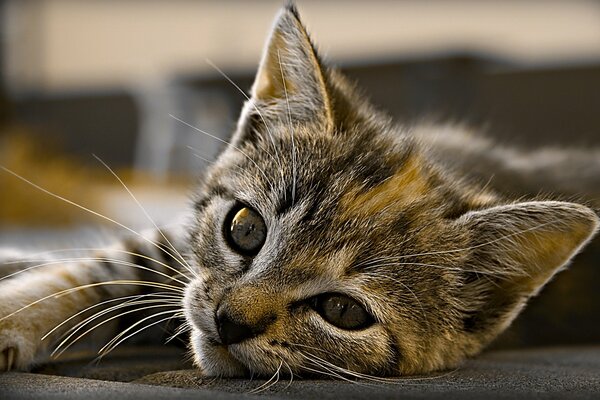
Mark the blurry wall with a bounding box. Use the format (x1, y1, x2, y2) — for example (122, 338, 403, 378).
(3, 0, 600, 92)
(2, 0, 600, 174)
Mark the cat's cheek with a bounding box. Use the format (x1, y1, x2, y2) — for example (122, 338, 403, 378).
(189, 329, 247, 377)
(183, 281, 218, 341)
(301, 314, 396, 374)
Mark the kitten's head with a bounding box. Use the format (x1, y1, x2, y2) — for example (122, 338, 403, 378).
(183, 5, 599, 377)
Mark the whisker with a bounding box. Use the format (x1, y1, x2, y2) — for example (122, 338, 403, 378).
(290, 342, 390, 384)
(277, 50, 297, 205)
(296, 343, 460, 384)
(187, 146, 215, 166)
(187, 146, 248, 178)
(0, 280, 184, 323)
(169, 114, 275, 192)
(298, 358, 355, 383)
(92, 155, 196, 278)
(299, 352, 383, 385)
(1, 248, 191, 283)
(165, 321, 191, 344)
(42, 292, 180, 341)
(205, 59, 285, 185)
(0, 256, 188, 286)
(98, 310, 185, 356)
(282, 359, 294, 390)
(0, 166, 193, 276)
(249, 359, 283, 394)
(52, 301, 181, 358)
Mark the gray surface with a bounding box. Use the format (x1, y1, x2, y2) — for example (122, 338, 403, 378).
(1, 346, 599, 399)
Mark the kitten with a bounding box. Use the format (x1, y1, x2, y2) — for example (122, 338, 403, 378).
(0, 4, 598, 377)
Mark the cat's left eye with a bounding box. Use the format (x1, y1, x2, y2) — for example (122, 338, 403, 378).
(312, 293, 375, 331)
(225, 205, 267, 255)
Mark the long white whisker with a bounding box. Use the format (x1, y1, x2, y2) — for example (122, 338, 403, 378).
(92, 155, 196, 278)
(42, 292, 180, 341)
(299, 352, 381, 385)
(0, 257, 187, 286)
(0, 166, 193, 275)
(186, 146, 215, 166)
(169, 114, 275, 192)
(282, 359, 294, 390)
(249, 360, 283, 394)
(298, 345, 458, 384)
(1, 248, 191, 284)
(52, 302, 181, 358)
(277, 50, 297, 205)
(298, 355, 355, 383)
(165, 320, 191, 344)
(98, 310, 184, 356)
(0, 280, 184, 323)
(205, 59, 285, 181)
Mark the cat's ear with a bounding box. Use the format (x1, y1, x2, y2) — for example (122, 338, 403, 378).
(456, 201, 598, 338)
(237, 4, 334, 139)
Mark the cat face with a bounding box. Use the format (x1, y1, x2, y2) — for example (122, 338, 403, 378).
(183, 5, 599, 377)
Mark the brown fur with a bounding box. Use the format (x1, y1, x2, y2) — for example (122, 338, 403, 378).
(0, 4, 598, 378)
(183, 5, 599, 376)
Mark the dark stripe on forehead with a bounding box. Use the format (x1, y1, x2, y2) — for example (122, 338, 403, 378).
(357, 160, 395, 192)
(298, 178, 331, 223)
(300, 196, 321, 223)
(355, 141, 414, 193)
(195, 185, 230, 212)
(276, 184, 296, 215)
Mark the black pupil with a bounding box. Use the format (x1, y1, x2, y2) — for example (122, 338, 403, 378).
(229, 207, 266, 254)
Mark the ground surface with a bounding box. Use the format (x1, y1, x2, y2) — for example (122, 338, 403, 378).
(0, 345, 599, 399)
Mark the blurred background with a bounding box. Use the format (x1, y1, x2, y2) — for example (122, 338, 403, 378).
(0, 0, 599, 349)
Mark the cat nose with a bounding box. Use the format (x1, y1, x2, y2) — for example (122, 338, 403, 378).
(215, 307, 270, 345)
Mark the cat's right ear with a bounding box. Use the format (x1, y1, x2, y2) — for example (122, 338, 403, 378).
(456, 201, 598, 342)
(233, 4, 334, 145)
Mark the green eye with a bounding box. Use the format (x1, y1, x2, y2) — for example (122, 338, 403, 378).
(312, 293, 375, 331)
(225, 205, 267, 255)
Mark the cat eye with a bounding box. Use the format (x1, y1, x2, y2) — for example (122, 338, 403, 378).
(312, 293, 375, 331)
(225, 205, 267, 255)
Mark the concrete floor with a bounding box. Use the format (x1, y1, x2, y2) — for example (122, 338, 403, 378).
(0, 345, 599, 399)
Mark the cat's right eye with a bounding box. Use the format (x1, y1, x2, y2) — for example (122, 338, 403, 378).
(312, 293, 375, 331)
(224, 205, 267, 255)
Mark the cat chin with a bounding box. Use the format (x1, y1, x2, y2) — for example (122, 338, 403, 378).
(190, 329, 248, 377)
(190, 328, 292, 377)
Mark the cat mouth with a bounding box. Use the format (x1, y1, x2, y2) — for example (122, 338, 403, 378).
(191, 329, 250, 376)
(197, 330, 293, 377)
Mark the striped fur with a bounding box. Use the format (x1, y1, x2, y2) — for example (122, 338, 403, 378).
(1, 4, 599, 377)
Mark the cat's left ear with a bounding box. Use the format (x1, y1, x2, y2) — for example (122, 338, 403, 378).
(237, 4, 334, 139)
(456, 201, 598, 339)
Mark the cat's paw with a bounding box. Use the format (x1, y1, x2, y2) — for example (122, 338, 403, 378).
(0, 250, 38, 370)
(0, 326, 37, 372)
(0, 268, 48, 371)
(0, 296, 42, 371)
(0, 347, 16, 372)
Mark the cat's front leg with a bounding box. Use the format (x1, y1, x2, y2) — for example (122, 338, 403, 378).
(0, 230, 187, 371)
(0, 245, 143, 371)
